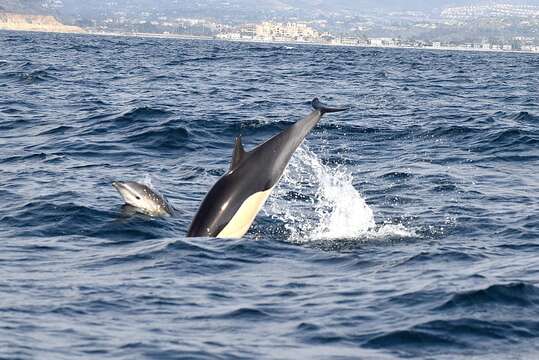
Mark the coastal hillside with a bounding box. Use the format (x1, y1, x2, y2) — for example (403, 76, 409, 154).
(0, 12, 84, 33)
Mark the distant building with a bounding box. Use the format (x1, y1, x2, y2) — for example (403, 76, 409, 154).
(336, 37, 361, 46)
(369, 38, 395, 46)
(255, 21, 320, 42)
(216, 32, 241, 40)
(211, 18, 524, 54)
(240, 24, 256, 39)
(521, 44, 539, 52)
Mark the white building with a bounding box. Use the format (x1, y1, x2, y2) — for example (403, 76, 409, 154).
(370, 38, 396, 47)
(255, 21, 320, 42)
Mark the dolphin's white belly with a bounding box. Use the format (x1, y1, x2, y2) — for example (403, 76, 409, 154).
(217, 187, 274, 239)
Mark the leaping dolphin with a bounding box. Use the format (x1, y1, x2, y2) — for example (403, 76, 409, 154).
(187, 98, 347, 238)
(112, 181, 174, 217)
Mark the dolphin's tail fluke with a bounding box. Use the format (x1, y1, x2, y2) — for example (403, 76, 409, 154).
(311, 98, 348, 114)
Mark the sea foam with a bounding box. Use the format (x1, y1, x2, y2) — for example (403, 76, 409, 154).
(266, 144, 415, 242)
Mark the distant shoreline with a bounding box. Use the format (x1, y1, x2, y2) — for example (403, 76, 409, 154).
(2, 27, 538, 55)
(85, 30, 539, 55)
(212, 36, 539, 55)
(68, 30, 539, 56)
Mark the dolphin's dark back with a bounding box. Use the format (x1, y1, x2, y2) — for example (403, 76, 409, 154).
(187, 98, 346, 238)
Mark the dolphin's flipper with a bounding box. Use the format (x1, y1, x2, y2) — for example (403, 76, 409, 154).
(311, 97, 348, 114)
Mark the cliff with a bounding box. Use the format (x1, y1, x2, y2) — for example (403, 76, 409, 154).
(0, 12, 84, 33)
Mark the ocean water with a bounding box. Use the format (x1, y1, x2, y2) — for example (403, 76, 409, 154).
(0, 31, 538, 359)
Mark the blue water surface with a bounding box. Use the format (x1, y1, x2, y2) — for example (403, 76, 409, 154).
(0, 31, 538, 359)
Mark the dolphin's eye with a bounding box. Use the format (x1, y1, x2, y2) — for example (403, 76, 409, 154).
(136, 196, 141, 200)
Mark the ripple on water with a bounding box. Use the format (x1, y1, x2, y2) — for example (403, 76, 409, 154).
(436, 282, 539, 310)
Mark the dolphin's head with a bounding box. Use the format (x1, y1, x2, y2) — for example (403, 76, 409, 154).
(112, 181, 172, 216)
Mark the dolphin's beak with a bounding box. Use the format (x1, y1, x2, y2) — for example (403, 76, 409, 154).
(112, 181, 125, 190)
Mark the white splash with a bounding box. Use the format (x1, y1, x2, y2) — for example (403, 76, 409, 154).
(265, 144, 415, 243)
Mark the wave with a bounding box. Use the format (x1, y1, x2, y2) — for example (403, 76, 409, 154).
(112, 106, 171, 122)
(37, 125, 74, 136)
(168, 55, 246, 65)
(365, 328, 461, 349)
(83, 106, 171, 126)
(202, 307, 272, 321)
(471, 128, 538, 155)
(0, 152, 47, 164)
(364, 317, 539, 354)
(483, 128, 537, 146)
(509, 111, 539, 123)
(436, 282, 539, 310)
(398, 250, 484, 266)
(125, 126, 191, 150)
(18, 65, 61, 83)
(380, 171, 414, 180)
(77, 107, 173, 137)
(67, 43, 100, 51)
(407, 112, 539, 158)
(419, 125, 483, 138)
(4, 201, 108, 234)
(0, 69, 52, 84)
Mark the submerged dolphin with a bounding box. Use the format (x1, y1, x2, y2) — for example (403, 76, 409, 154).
(112, 181, 174, 217)
(187, 98, 347, 238)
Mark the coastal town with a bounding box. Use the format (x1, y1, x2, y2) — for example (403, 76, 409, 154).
(1, 1, 539, 53)
(213, 20, 539, 53)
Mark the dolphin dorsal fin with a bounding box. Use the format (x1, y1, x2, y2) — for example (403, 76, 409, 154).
(230, 135, 246, 171)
